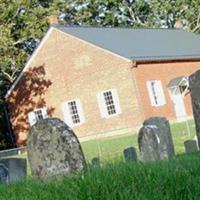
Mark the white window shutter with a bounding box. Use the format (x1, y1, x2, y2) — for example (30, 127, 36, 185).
(28, 112, 36, 126)
(76, 99, 85, 124)
(155, 81, 166, 106)
(41, 108, 48, 119)
(61, 102, 73, 127)
(97, 92, 108, 118)
(112, 89, 122, 114)
(146, 81, 156, 106)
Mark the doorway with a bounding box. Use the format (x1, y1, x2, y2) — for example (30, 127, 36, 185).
(168, 76, 189, 118)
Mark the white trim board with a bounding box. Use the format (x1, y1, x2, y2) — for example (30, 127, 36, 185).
(5, 27, 54, 98)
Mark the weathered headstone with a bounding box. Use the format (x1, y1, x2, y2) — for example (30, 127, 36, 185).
(0, 158, 26, 183)
(91, 157, 100, 167)
(138, 117, 175, 161)
(184, 140, 198, 153)
(123, 147, 137, 162)
(189, 70, 200, 147)
(27, 118, 86, 179)
(0, 164, 9, 184)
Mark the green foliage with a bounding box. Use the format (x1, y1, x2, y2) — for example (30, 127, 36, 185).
(149, 0, 200, 33)
(1, 153, 200, 199)
(0, 105, 14, 149)
(59, 0, 151, 27)
(0, 0, 54, 148)
(0, 0, 52, 85)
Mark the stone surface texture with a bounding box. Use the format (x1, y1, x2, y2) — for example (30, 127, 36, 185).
(0, 163, 9, 183)
(0, 158, 26, 182)
(184, 140, 198, 153)
(189, 70, 200, 147)
(138, 117, 175, 161)
(123, 147, 137, 162)
(27, 118, 86, 179)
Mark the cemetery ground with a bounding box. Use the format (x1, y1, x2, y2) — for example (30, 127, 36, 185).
(0, 152, 200, 199)
(82, 119, 196, 161)
(0, 119, 196, 173)
(0, 119, 198, 199)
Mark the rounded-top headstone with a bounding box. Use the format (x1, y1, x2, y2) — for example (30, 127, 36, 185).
(138, 117, 175, 161)
(27, 118, 86, 179)
(184, 140, 198, 153)
(0, 158, 26, 183)
(123, 147, 137, 162)
(0, 164, 9, 184)
(91, 157, 100, 168)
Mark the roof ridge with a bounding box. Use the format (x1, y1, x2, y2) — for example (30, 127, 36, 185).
(52, 24, 184, 31)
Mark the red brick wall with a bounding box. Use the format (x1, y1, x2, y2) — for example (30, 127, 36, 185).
(6, 28, 142, 145)
(133, 61, 200, 120)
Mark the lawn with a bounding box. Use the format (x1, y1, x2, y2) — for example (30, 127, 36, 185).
(1, 152, 200, 200)
(81, 119, 196, 162)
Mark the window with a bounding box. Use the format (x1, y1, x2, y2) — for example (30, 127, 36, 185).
(28, 108, 48, 126)
(146, 80, 166, 107)
(68, 101, 80, 124)
(34, 109, 44, 121)
(61, 99, 85, 127)
(103, 91, 117, 115)
(97, 88, 121, 118)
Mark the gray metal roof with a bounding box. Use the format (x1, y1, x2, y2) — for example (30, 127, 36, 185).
(54, 25, 200, 61)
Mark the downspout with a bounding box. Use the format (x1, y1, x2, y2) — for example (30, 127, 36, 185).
(2, 100, 16, 147)
(130, 61, 145, 122)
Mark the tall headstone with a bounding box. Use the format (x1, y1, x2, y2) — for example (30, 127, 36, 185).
(138, 117, 175, 161)
(189, 70, 200, 147)
(123, 147, 137, 162)
(27, 118, 86, 179)
(184, 140, 198, 153)
(0, 164, 9, 184)
(0, 158, 26, 183)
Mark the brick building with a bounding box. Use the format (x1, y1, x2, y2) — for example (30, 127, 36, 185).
(5, 25, 200, 145)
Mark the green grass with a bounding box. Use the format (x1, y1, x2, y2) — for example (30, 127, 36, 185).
(81, 119, 196, 162)
(1, 152, 200, 200)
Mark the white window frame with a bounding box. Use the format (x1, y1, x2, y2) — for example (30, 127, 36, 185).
(97, 88, 122, 118)
(61, 98, 85, 127)
(146, 80, 166, 107)
(28, 107, 48, 126)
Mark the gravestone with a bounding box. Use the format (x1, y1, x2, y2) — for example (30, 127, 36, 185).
(184, 140, 198, 153)
(138, 117, 175, 161)
(0, 158, 26, 183)
(27, 118, 86, 179)
(123, 147, 137, 162)
(91, 157, 100, 167)
(0, 164, 9, 184)
(189, 70, 200, 147)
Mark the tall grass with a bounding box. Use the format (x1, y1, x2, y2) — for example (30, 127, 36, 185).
(1, 152, 200, 200)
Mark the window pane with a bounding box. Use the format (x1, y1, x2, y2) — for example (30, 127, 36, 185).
(34, 110, 43, 121)
(103, 91, 116, 115)
(68, 101, 81, 124)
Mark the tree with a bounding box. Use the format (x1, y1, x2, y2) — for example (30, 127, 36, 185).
(58, 0, 151, 27)
(148, 0, 200, 33)
(0, 0, 55, 148)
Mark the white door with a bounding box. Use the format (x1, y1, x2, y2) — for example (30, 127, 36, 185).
(170, 87, 186, 118)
